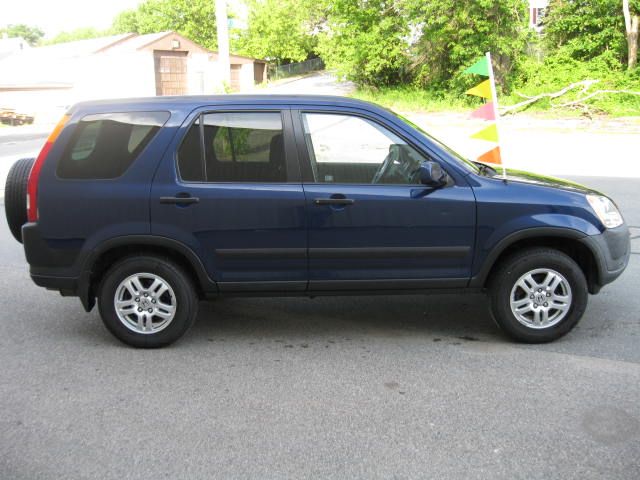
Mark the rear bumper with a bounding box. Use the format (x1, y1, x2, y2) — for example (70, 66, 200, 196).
(30, 272, 94, 311)
(579, 224, 630, 292)
(23, 222, 93, 310)
(22, 222, 82, 272)
(31, 273, 77, 292)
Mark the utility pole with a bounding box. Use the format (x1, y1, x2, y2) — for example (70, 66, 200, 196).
(216, 0, 231, 86)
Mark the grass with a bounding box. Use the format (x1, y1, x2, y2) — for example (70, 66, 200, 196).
(350, 86, 470, 113)
(350, 85, 640, 117)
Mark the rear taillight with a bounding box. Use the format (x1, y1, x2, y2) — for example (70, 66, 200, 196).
(27, 114, 69, 222)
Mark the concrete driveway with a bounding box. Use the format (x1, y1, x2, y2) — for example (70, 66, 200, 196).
(256, 71, 356, 96)
(259, 72, 640, 178)
(408, 112, 640, 178)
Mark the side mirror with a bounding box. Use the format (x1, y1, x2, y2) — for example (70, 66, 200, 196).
(419, 161, 448, 187)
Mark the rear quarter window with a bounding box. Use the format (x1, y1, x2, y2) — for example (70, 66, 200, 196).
(57, 111, 169, 179)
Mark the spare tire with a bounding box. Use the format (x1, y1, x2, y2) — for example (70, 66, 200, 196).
(4, 157, 35, 243)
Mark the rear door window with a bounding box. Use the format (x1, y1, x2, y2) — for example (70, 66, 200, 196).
(177, 112, 286, 183)
(57, 111, 169, 179)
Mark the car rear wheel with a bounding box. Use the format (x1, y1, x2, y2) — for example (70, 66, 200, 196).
(489, 247, 588, 343)
(4, 157, 34, 243)
(98, 255, 198, 348)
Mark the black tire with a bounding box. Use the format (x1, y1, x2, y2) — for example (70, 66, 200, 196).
(489, 247, 588, 343)
(4, 157, 35, 243)
(98, 255, 198, 348)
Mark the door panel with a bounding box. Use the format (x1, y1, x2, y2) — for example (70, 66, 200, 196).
(304, 184, 475, 288)
(295, 110, 476, 290)
(151, 108, 307, 292)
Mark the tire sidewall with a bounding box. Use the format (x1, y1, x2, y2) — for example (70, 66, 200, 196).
(4, 157, 34, 243)
(491, 250, 588, 343)
(98, 256, 197, 348)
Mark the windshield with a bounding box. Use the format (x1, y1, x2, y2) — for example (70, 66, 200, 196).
(390, 110, 480, 174)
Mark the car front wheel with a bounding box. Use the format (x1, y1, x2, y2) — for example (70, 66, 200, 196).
(489, 247, 588, 343)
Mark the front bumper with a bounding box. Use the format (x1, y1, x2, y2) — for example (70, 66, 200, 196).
(579, 224, 630, 292)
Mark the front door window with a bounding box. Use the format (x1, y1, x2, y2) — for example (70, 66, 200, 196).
(301, 112, 428, 185)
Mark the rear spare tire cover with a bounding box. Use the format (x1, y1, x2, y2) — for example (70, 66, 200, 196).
(4, 157, 35, 243)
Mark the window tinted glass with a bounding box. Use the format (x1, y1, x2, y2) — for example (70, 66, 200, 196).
(57, 111, 169, 179)
(302, 113, 429, 185)
(71, 121, 100, 161)
(177, 117, 204, 182)
(204, 112, 285, 182)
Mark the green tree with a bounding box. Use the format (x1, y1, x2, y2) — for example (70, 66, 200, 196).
(317, 0, 410, 86)
(544, 0, 625, 63)
(46, 28, 108, 45)
(405, 0, 529, 92)
(0, 24, 44, 46)
(623, 0, 639, 69)
(112, 0, 217, 49)
(112, 10, 140, 34)
(544, 0, 640, 69)
(238, 0, 320, 64)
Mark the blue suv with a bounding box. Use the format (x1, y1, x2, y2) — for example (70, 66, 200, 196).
(4, 95, 630, 347)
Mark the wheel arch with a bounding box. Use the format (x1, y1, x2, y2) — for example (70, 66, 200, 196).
(471, 228, 601, 294)
(80, 235, 217, 311)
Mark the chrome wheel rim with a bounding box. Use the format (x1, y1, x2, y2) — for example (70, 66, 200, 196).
(114, 273, 176, 334)
(509, 268, 572, 329)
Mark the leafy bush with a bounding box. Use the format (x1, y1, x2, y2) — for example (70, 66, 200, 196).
(543, 0, 637, 65)
(237, 0, 320, 64)
(504, 50, 640, 115)
(351, 86, 474, 112)
(404, 0, 531, 94)
(352, 53, 640, 116)
(316, 0, 411, 86)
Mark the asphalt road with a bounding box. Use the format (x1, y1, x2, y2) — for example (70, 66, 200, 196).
(0, 129, 47, 159)
(0, 176, 639, 479)
(255, 71, 356, 96)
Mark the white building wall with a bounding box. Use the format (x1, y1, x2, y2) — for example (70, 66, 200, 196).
(238, 63, 255, 91)
(0, 43, 263, 124)
(187, 52, 225, 94)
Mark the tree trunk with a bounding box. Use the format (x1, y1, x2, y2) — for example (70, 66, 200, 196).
(623, 0, 639, 70)
(629, 16, 639, 70)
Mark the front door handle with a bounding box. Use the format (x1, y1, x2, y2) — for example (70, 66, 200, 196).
(314, 198, 355, 206)
(160, 195, 200, 205)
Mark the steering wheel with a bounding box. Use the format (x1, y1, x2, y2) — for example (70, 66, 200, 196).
(371, 146, 399, 184)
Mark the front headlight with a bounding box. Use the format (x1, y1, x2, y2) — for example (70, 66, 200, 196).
(586, 194, 624, 228)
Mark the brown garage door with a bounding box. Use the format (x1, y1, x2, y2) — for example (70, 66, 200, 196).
(154, 50, 188, 96)
(254, 63, 265, 84)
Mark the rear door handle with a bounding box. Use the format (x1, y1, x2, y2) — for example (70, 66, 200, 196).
(160, 196, 200, 205)
(314, 198, 355, 206)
